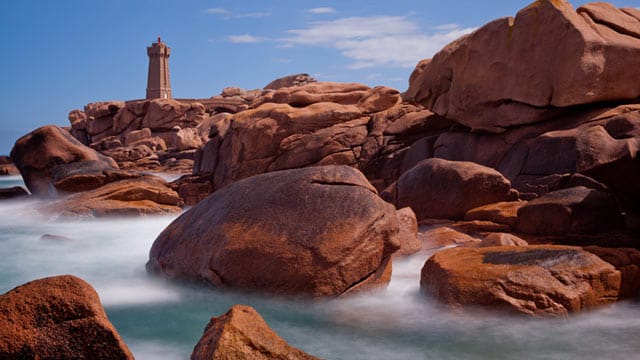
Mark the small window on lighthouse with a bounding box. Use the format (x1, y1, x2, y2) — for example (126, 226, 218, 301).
(163, 92, 168, 99)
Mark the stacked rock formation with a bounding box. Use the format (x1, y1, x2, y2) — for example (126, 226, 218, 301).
(9, 125, 182, 216)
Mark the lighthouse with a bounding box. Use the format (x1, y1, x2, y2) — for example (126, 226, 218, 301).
(146, 37, 172, 99)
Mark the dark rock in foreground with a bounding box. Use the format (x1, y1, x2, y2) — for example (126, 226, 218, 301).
(421, 245, 621, 316)
(0, 275, 133, 359)
(147, 165, 400, 296)
(191, 304, 319, 360)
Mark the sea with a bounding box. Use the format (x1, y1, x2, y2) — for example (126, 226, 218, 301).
(0, 174, 639, 359)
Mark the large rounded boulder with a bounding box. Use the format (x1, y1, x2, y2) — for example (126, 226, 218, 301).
(10, 125, 118, 196)
(384, 158, 516, 221)
(421, 246, 621, 316)
(147, 165, 400, 296)
(0, 275, 133, 359)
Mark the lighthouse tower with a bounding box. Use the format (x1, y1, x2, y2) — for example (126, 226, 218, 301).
(146, 37, 172, 99)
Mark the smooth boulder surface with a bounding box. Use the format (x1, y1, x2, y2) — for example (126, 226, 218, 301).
(147, 165, 400, 296)
(0, 275, 133, 359)
(515, 186, 623, 235)
(421, 246, 621, 316)
(191, 305, 319, 360)
(405, 0, 640, 132)
(10, 126, 118, 196)
(386, 158, 516, 220)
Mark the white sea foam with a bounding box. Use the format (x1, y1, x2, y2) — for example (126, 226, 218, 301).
(1, 196, 639, 360)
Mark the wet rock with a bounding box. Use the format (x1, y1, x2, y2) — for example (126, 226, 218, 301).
(192, 305, 319, 360)
(147, 165, 400, 296)
(0, 275, 133, 359)
(421, 245, 621, 316)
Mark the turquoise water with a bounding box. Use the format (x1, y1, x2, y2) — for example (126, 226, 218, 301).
(0, 175, 639, 359)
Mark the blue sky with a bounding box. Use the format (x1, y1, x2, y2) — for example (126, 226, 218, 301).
(0, 0, 637, 154)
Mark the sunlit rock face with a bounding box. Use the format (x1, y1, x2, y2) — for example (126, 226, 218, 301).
(405, 0, 640, 132)
(421, 245, 622, 316)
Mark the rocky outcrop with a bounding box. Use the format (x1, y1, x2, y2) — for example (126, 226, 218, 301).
(0, 275, 133, 359)
(384, 158, 517, 221)
(421, 245, 622, 316)
(10, 126, 118, 196)
(187, 81, 422, 195)
(43, 176, 182, 217)
(264, 73, 318, 90)
(67, 98, 211, 173)
(147, 166, 400, 296)
(515, 186, 623, 235)
(405, 0, 640, 132)
(191, 305, 318, 360)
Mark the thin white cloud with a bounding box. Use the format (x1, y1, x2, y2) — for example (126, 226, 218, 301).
(307, 7, 335, 14)
(235, 12, 271, 18)
(433, 23, 460, 31)
(204, 8, 271, 19)
(204, 8, 229, 15)
(281, 16, 475, 68)
(227, 34, 267, 43)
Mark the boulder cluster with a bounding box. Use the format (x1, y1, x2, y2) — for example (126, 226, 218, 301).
(1, 0, 640, 358)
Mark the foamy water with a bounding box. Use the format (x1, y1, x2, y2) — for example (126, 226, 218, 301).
(1, 175, 639, 359)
